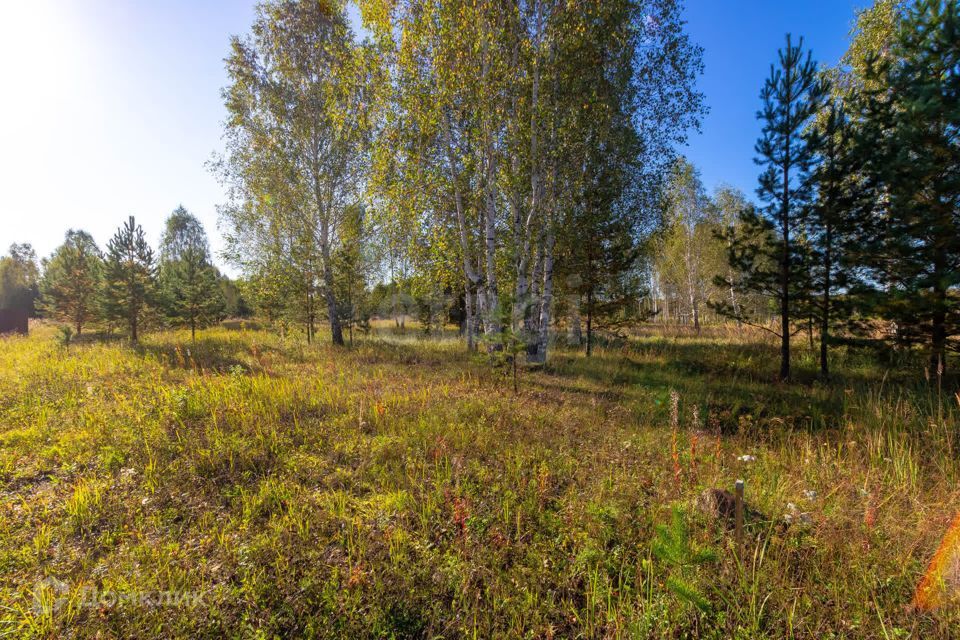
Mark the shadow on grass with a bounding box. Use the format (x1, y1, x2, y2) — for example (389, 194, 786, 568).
(137, 335, 273, 373)
(539, 339, 872, 433)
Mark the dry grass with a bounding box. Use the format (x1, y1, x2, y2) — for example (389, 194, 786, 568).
(0, 322, 958, 638)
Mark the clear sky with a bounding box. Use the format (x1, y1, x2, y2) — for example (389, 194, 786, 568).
(682, 0, 864, 196)
(0, 0, 258, 274)
(0, 0, 865, 273)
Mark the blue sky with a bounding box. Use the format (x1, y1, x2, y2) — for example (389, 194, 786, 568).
(0, 1, 865, 272)
(682, 0, 864, 196)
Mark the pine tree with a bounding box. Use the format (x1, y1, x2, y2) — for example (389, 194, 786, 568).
(846, 0, 960, 370)
(158, 207, 224, 342)
(102, 216, 156, 343)
(805, 101, 855, 379)
(651, 506, 717, 613)
(39, 230, 102, 335)
(718, 35, 827, 381)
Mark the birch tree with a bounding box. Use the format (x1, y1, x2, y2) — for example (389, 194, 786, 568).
(362, 0, 703, 363)
(217, 0, 375, 345)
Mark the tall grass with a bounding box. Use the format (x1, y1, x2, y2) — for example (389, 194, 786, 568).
(0, 322, 957, 637)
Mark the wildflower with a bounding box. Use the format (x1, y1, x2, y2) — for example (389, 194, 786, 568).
(690, 431, 698, 475)
(737, 454, 756, 463)
(347, 563, 366, 588)
(671, 430, 681, 488)
(669, 390, 681, 490)
(669, 389, 679, 430)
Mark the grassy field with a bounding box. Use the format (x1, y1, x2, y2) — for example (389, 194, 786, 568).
(1, 322, 958, 638)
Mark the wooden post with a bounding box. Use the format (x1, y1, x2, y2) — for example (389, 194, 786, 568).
(735, 479, 745, 550)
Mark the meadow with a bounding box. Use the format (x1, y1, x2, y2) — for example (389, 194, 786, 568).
(1, 322, 958, 638)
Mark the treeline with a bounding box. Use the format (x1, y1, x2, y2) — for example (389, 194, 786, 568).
(5, 1, 955, 377)
(212, 0, 958, 377)
(0, 208, 250, 342)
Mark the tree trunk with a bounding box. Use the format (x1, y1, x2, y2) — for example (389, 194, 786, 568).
(483, 159, 499, 338)
(320, 222, 344, 346)
(728, 273, 741, 327)
(305, 290, 313, 345)
(820, 226, 831, 379)
(464, 282, 475, 351)
(932, 299, 947, 374)
(442, 110, 482, 350)
(931, 252, 947, 373)
(692, 296, 700, 335)
(529, 230, 554, 365)
(586, 289, 593, 357)
(779, 156, 791, 381)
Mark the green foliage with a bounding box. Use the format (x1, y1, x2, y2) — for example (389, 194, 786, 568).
(218, 275, 251, 318)
(215, 0, 376, 346)
(39, 231, 102, 335)
(158, 207, 225, 341)
(333, 205, 373, 344)
(651, 158, 728, 332)
(716, 35, 828, 381)
(652, 505, 718, 613)
(370, 281, 415, 331)
(480, 299, 528, 392)
(54, 325, 74, 349)
(803, 100, 857, 377)
(0, 243, 40, 316)
(101, 216, 157, 343)
(843, 0, 960, 368)
(364, 0, 705, 362)
(830, 0, 903, 101)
